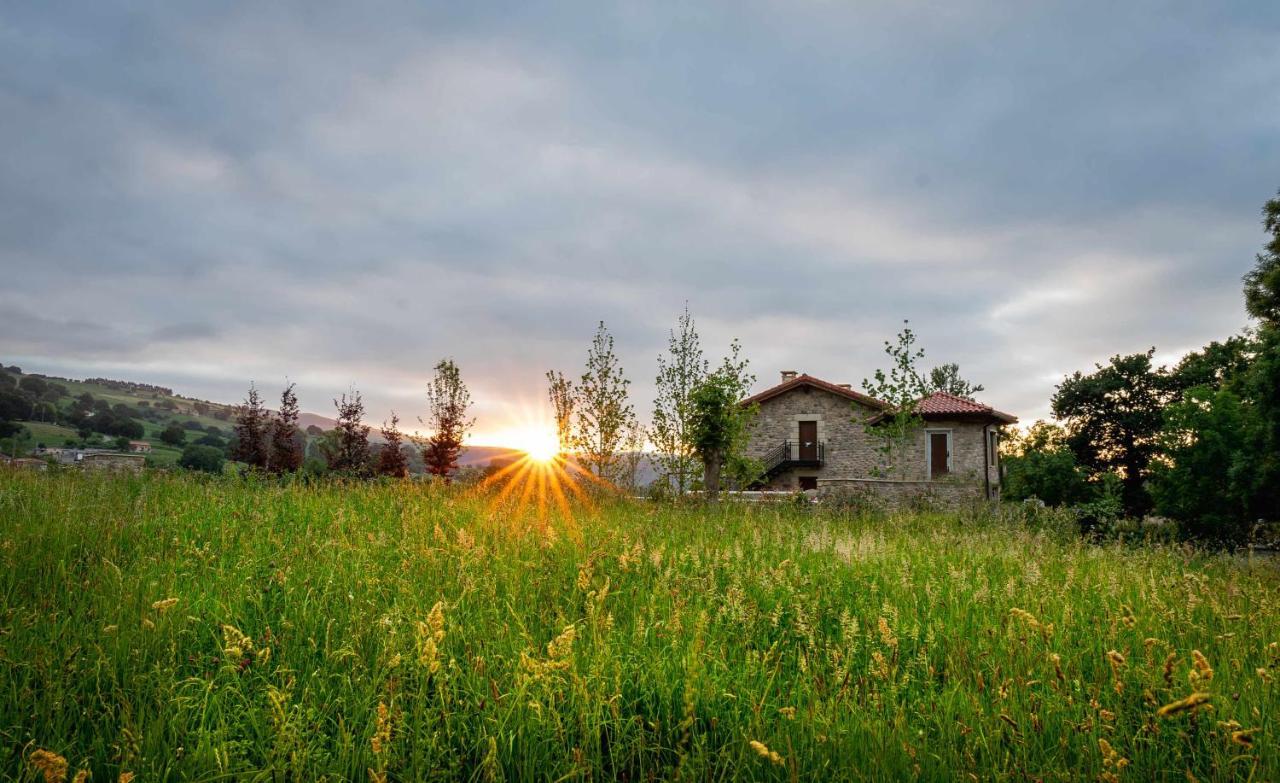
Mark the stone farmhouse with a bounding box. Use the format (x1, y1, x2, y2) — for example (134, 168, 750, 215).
(742, 371, 1017, 503)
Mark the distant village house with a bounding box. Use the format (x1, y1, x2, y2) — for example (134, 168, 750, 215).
(743, 371, 1017, 503)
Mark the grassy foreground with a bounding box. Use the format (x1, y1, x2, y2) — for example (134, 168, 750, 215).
(1, 471, 1277, 781)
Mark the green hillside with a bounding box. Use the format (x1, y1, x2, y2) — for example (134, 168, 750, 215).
(0, 363, 238, 464)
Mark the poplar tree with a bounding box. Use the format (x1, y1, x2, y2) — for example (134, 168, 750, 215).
(573, 321, 637, 482)
(268, 382, 303, 474)
(231, 383, 270, 469)
(651, 305, 707, 494)
(376, 412, 410, 478)
(423, 359, 474, 480)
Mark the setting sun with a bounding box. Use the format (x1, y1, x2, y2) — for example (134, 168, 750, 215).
(483, 424, 560, 464)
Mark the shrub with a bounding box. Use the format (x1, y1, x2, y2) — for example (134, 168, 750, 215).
(178, 444, 225, 474)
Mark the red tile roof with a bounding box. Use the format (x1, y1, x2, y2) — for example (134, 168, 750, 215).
(739, 373, 890, 410)
(741, 375, 1017, 424)
(884, 391, 1018, 424)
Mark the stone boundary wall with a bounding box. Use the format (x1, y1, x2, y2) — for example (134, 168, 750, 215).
(817, 476, 988, 508)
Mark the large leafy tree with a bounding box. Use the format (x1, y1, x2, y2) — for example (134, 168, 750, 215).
(651, 305, 707, 494)
(927, 363, 984, 398)
(422, 359, 474, 480)
(1241, 327, 1280, 520)
(1243, 190, 1280, 324)
(1241, 192, 1280, 521)
(1151, 388, 1256, 541)
(1001, 421, 1095, 507)
(689, 351, 758, 499)
(1051, 350, 1172, 517)
(1167, 335, 1257, 394)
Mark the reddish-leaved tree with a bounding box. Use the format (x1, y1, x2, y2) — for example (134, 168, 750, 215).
(422, 359, 474, 481)
(324, 389, 371, 477)
(231, 383, 271, 470)
(268, 382, 304, 474)
(376, 412, 410, 478)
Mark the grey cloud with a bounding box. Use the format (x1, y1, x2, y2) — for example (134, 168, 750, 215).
(1, 1, 1278, 433)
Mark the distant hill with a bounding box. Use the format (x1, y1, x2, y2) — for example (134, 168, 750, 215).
(2, 362, 658, 482)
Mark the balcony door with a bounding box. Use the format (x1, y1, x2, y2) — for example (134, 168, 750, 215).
(798, 421, 818, 461)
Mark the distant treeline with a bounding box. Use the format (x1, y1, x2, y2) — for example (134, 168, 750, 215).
(82, 378, 175, 396)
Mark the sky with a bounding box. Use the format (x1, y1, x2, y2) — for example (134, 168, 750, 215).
(2, 2, 1278, 444)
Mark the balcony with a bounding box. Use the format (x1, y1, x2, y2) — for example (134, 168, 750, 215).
(762, 439, 825, 480)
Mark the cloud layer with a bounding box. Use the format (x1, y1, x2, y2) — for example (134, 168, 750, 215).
(3, 2, 1278, 435)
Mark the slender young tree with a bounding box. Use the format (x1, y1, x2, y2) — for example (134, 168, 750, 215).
(231, 383, 271, 469)
(376, 412, 410, 478)
(546, 370, 575, 455)
(422, 359, 474, 480)
(268, 382, 304, 474)
(573, 321, 637, 482)
(861, 321, 930, 478)
(651, 305, 708, 494)
(325, 389, 371, 476)
(617, 420, 648, 493)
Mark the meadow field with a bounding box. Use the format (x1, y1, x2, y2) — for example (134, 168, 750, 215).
(1, 471, 1277, 781)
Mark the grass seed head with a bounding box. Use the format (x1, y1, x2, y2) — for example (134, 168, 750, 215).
(1156, 692, 1212, 718)
(749, 740, 785, 766)
(29, 750, 68, 783)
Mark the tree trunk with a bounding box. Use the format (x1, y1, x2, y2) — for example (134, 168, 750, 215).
(704, 452, 722, 501)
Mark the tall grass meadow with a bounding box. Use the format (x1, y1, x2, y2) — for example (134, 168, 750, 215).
(1, 470, 1277, 780)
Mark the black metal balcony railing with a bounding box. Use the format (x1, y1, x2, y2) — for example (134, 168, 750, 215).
(762, 440, 825, 479)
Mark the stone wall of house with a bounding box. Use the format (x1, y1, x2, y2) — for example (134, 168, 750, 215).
(745, 385, 883, 490)
(746, 386, 1003, 501)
